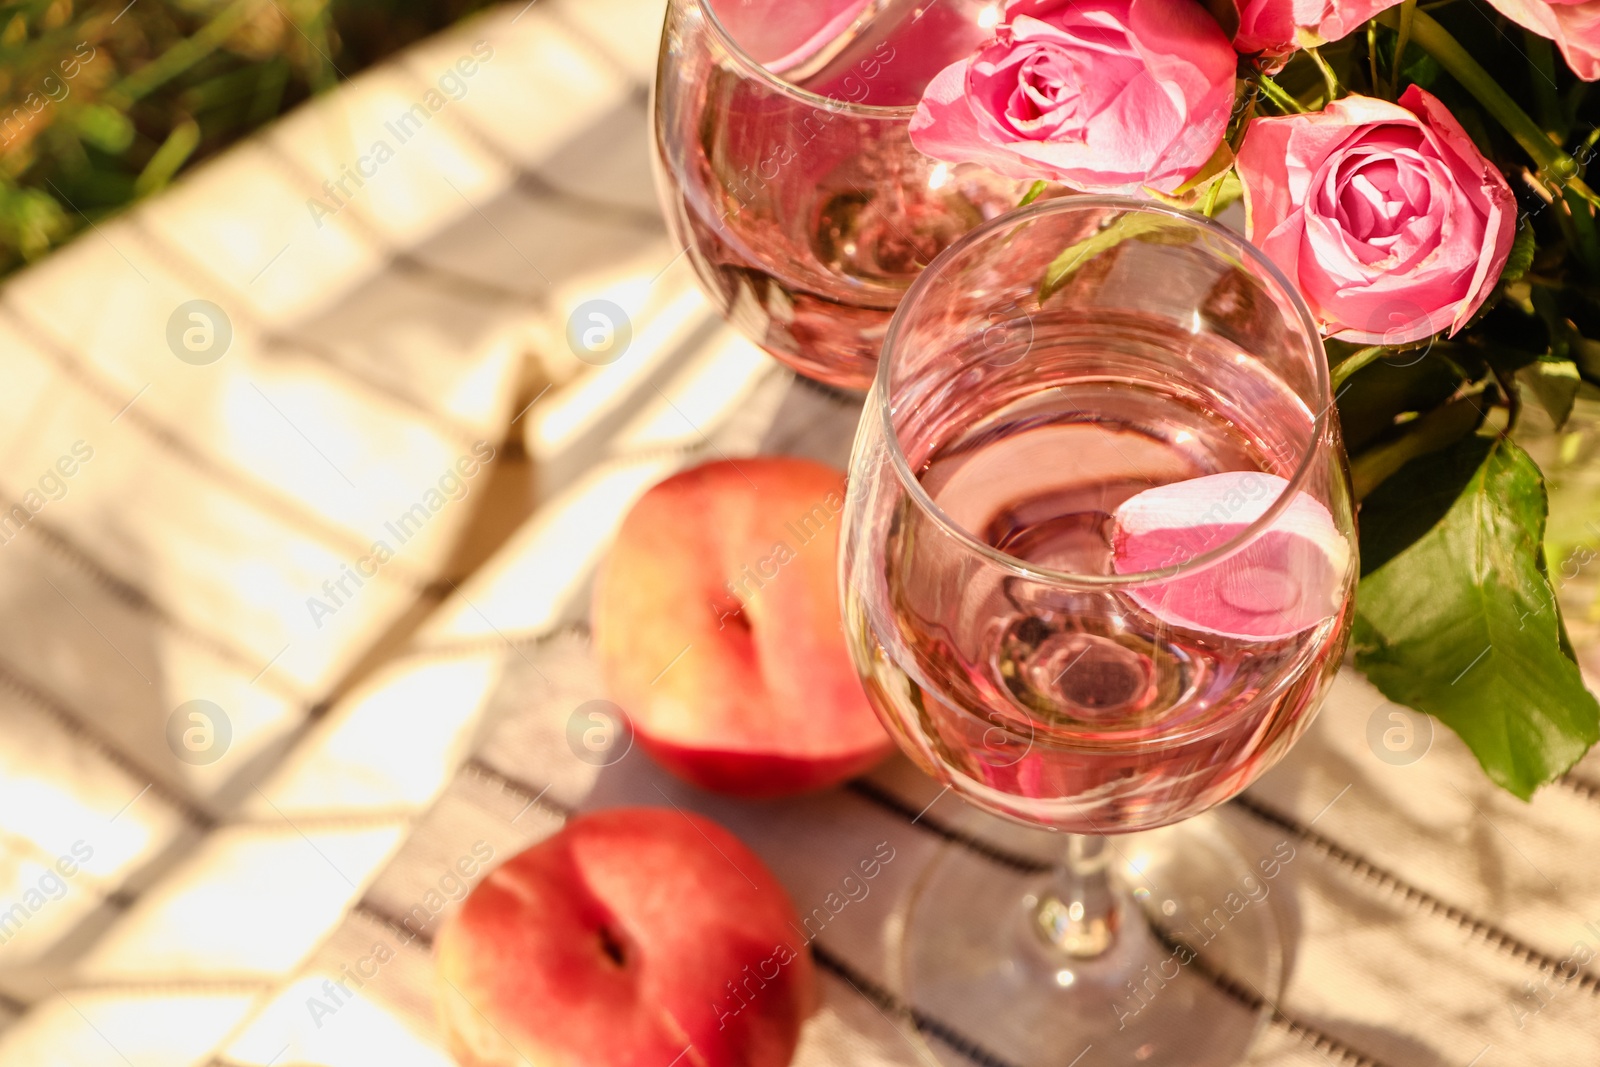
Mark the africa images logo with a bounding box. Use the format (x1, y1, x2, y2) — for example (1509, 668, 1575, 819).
(304, 42, 494, 229)
(305, 441, 495, 629)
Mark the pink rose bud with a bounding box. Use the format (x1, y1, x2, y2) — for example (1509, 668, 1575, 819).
(1112, 472, 1351, 640)
(909, 0, 1237, 194)
(1480, 0, 1600, 80)
(1236, 87, 1516, 345)
(1232, 0, 1405, 58)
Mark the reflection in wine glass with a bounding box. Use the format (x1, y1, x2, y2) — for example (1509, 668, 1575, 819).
(651, 0, 1028, 390)
(840, 196, 1358, 1066)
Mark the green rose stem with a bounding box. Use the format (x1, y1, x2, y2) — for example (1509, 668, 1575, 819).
(1255, 74, 1307, 114)
(1368, 19, 1385, 98)
(1382, 8, 1596, 203)
(1391, 0, 1416, 92)
(1330, 344, 1386, 389)
(1524, 29, 1563, 134)
(1491, 362, 1523, 433)
(1306, 47, 1340, 103)
(1348, 389, 1488, 498)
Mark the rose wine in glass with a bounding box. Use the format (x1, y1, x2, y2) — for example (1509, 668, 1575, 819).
(840, 197, 1357, 1066)
(875, 323, 1351, 832)
(652, 0, 1029, 390)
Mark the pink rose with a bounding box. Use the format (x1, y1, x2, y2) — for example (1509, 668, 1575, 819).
(1233, 0, 1404, 56)
(909, 0, 1237, 194)
(1482, 0, 1600, 80)
(1237, 86, 1516, 344)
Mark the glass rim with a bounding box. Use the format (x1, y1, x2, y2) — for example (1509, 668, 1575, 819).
(690, 0, 923, 120)
(873, 194, 1334, 590)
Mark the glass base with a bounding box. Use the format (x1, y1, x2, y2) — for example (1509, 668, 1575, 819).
(891, 814, 1284, 1067)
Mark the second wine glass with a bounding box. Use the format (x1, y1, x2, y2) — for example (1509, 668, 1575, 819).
(840, 195, 1358, 1066)
(651, 0, 1028, 390)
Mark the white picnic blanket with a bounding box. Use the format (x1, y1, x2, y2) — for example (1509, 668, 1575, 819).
(0, 2, 1597, 1065)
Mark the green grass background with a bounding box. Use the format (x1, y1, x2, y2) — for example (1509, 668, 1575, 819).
(0, 0, 496, 276)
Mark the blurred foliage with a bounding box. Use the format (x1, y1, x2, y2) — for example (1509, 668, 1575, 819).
(0, 0, 496, 275)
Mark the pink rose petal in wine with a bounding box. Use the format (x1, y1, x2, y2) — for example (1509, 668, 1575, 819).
(1111, 471, 1350, 640)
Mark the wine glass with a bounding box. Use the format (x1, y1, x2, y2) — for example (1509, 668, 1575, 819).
(651, 0, 1029, 391)
(839, 195, 1357, 1066)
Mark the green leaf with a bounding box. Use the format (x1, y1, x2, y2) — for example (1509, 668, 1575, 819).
(1399, 47, 1441, 89)
(0, 181, 67, 261)
(1354, 435, 1600, 798)
(1519, 359, 1582, 429)
(1522, 389, 1600, 564)
(71, 105, 135, 154)
(1501, 218, 1536, 284)
(1038, 213, 1193, 303)
(1170, 139, 1236, 198)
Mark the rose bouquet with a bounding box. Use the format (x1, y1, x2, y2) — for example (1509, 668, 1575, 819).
(908, 0, 1600, 799)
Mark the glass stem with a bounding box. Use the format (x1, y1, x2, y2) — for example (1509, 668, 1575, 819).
(1031, 834, 1120, 959)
